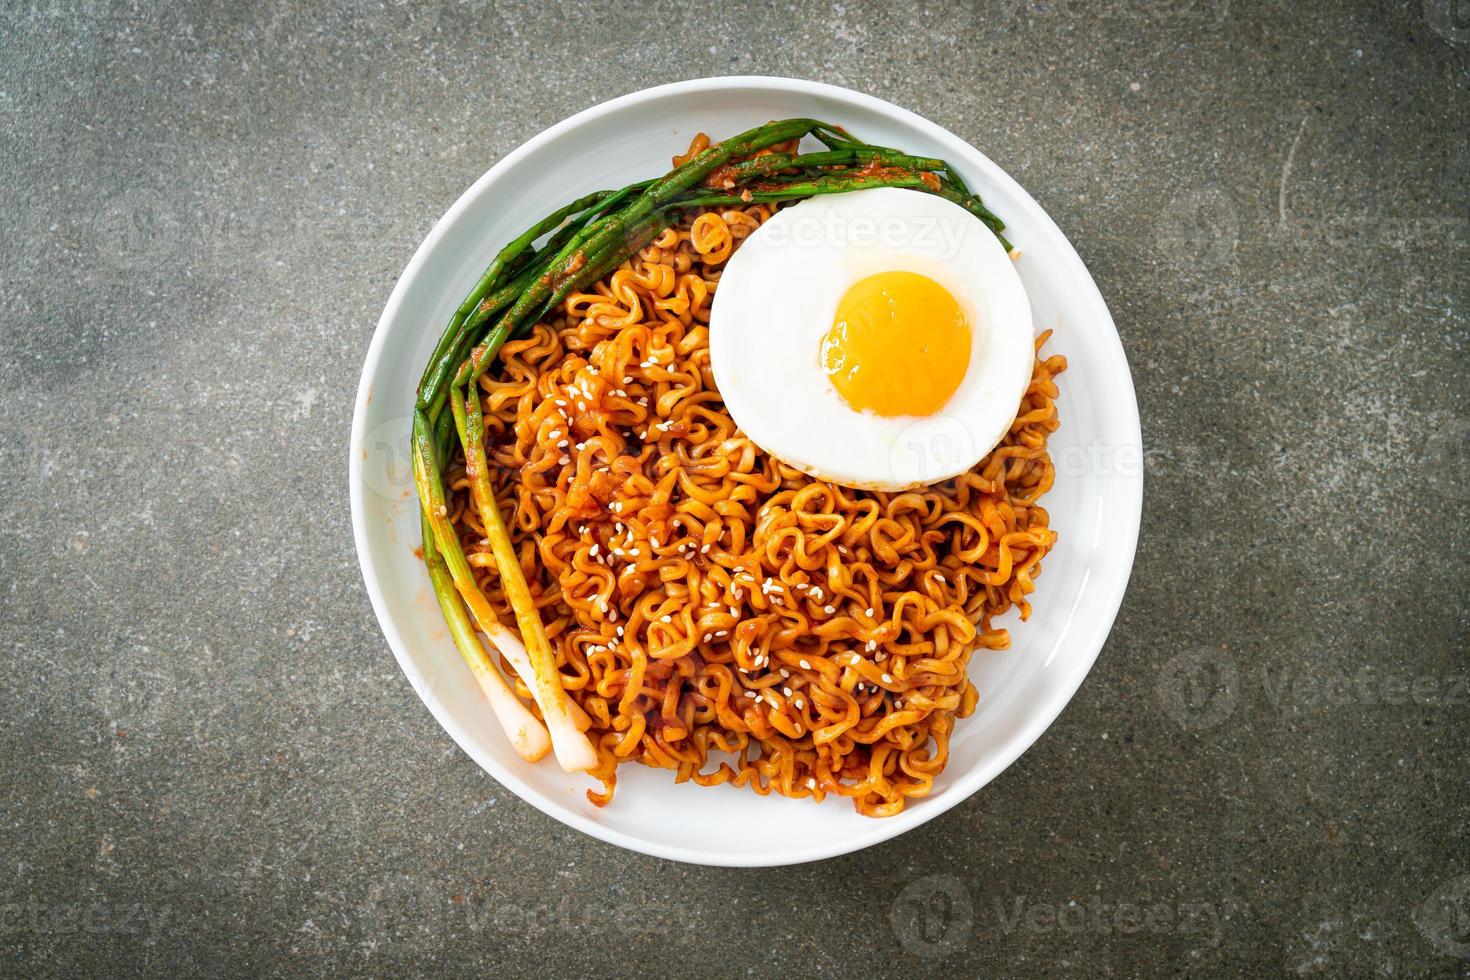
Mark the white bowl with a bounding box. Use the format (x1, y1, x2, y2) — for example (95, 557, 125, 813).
(350, 77, 1142, 867)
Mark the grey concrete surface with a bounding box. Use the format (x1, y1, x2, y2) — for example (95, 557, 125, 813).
(1, 0, 1466, 976)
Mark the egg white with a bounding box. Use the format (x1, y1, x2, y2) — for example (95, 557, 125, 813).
(708, 187, 1034, 491)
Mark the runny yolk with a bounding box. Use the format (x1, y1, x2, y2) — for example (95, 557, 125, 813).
(819, 271, 971, 417)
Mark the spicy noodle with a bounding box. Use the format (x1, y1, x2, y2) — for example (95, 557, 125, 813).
(444, 200, 1065, 816)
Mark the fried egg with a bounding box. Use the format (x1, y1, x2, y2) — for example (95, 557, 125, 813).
(708, 187, 1034, 491)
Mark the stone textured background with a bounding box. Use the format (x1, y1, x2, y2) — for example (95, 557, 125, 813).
(2, 0, 1467, 975)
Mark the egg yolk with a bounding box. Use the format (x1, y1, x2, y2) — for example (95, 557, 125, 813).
(819, 271, 971, 417)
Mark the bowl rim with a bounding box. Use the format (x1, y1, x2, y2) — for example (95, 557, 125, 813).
(349, 75, 1143, 867)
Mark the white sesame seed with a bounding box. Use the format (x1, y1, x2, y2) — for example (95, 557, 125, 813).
(823, 605, 835, 615)
(660, 614, 672, 623)
(783, 687, 792, 697)
(881, 673, 893, 684)
(799, 659, 811, 670)
(865, 607, 874, 617)
(589, 544, 600, 557)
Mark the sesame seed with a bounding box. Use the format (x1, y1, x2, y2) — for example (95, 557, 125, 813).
(823, 605, 835, 614)
(865, 607, 874, 617)
(661, 614, 672, 623)
(783, 687, 792, 697)
(589, 544, 600, 557)
(799, 659, 810, 669)
(881, 673, 893, 684)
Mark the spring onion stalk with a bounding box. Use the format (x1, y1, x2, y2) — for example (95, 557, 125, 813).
(421, 512, 551, 763)
(452, 384, 597, 772)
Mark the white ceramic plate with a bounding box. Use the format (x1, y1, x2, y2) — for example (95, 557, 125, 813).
(350, 77, 1142, 867)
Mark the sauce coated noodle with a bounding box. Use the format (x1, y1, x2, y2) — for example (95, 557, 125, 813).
(446, 203, 1065, 816)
